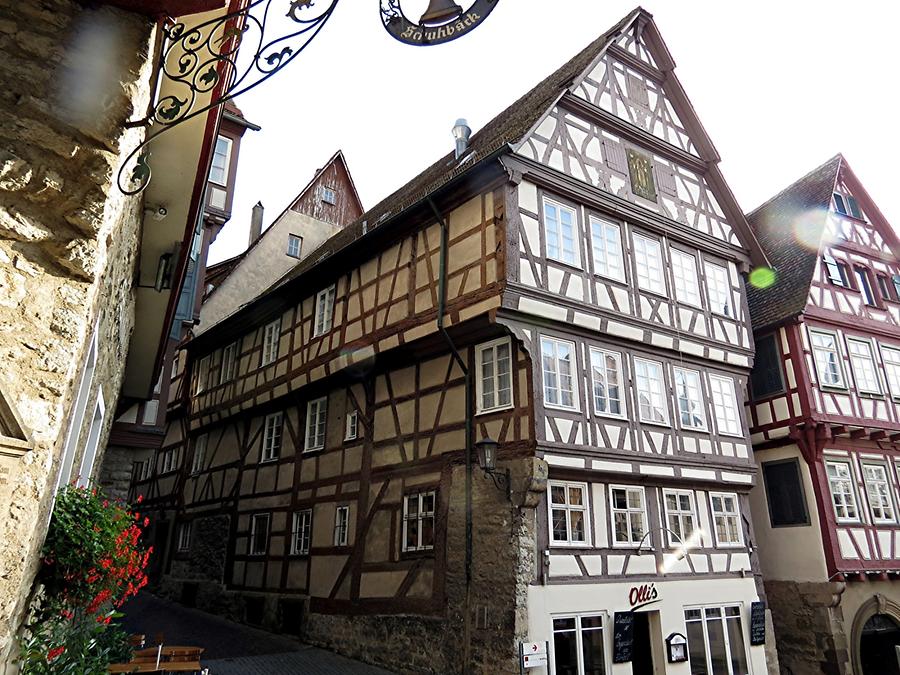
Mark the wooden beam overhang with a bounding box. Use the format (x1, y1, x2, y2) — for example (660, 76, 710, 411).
(607, 44, 665, 83)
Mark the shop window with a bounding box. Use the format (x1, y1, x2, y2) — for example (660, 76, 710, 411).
(684, 605, 749, 675)
(552, 614, 607, 675)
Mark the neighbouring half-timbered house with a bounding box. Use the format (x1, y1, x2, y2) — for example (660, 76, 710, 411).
(132, 9, 775, 674)
(745, 155, 900, 675)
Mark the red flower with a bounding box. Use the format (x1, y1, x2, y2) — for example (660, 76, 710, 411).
(47, 646, 65, 661)
(136, 494, 144, 503)
(143, 517, 149, 527)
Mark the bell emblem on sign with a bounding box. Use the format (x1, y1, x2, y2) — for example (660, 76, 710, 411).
(420, 0, 464, 26)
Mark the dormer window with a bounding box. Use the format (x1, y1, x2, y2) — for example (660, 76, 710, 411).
(321, 186, 337, 205)
(210, 135, 232, 186)
(833, 192, 863, 220)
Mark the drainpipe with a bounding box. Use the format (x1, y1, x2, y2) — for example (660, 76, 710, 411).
(428, 197, 473, 675)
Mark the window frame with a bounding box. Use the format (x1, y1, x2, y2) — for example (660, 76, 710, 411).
(261, 412, 283, 462)
(402, 490, 436, 553)
(855, 266, 878, 307)
(709, 491, 744, 548)
(761, 458, 810, 528)
(662, 488, 698, 547)
(261, 318, 281, 367)
(709, 374, 742, 438)
(862, 463, 896, 524)
(345, 409, 358, 441)
(609, 484, 649, 549)
(632, 232, 666, 296)
(194, 355, 210, 395)
(540, 336, 579, 411)
(825, 460, 860, 523)
(550, 612, 608, 675)
(287, 233, 302, 259)
(209, 135, 232, 187)
(589, 215, 625, 283)
(548, 480, 591, 547)
(542, 197, 580, 268)
(881, 344, 900, 401)
(846, 337, 881, 394)
(220, 341, 238, 385)
(588, 347, 626, 420)
(633, 357, 669, 426)
(249, 513, 270, 556)
(809, 329, 846, 389)
(191, 433, 207, 475)
(475, 337, 514, 414)
(673, 366, 708, 432)
(176, 522, 192, 552)
(705, 260, 733, 318)
(304, 397, 327, 452)
(333, 505, 350, 547)
(313, 285, 336, 337)
(321, 186, 337, 205)
(684, 604, 750, 675)
(669, 248, 702, 307)
(290, 509, 312, 556)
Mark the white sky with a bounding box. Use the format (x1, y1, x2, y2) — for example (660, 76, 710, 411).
(209, 0, 900, 264)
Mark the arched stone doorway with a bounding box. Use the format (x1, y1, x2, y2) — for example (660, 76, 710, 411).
(859, 613, 900, 675)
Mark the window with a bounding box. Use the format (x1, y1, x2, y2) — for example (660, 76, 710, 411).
(709, 492, 742, 547)
(674, 367, 707, 431)
(855, 267, 877, 306)
(663, 489, 697, 546)
(345, 409, 358, 441)
(158, 448, 180, 474)
(291, 509, 312, 555)
(684, 606, 749, 675)
(249, 513, 270, 556)
(589, 348, 624, 418)
(334, 505, 350, 546)
(321, 186, 336, 205)
(140, 458, 152, 481)
(549, 481, 589, 546)
(882, 345, 900, 399)
(833, 192, 847, 216)
(541, 337, 577, 409)
(261, 319, 280, 367)
(314, 285, 336, 337)
(634, 358, 667, 424)
(810, 330, 844, 387)
(825, 461, 859, 522)
(177, 522, 191, 552)
(220, 341, 238, 385)
(822, 253, 851, 288)
(552, 614, 607, 675)
(287, 234, 302, 259)
(589, 216, 624, 281)
(304, 397, 327, 451)
(750, 334, 784, 398)
(191, 434, 207, 475)
(402, 491, 436, 552)
(762, 459, 809, 527)
(847, 338, 881, 394)
(834, 192, 863, 219)
(670, 249, 701, 306)
(209, 135, 232, 186)
(709, 375, 741, 437)
(194, 355, 210, 395)
(877, 274, 896, 303)
(261, 412, 283, 462)
(543, 199, 579, 266)
(863, 464, 895, 523)
(705, 262, 733, 317)
(632, 233, 665, 295)
(610, 486, 647, 547)
(476, 338, 513, 413)
(893, 274, 900, 300)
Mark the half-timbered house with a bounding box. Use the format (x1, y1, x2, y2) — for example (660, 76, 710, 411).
(746, 155, 900, 675)
(133, 9, 774, 674)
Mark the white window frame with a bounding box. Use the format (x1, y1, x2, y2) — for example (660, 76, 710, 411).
(550, 613, 608, 675)
(209, 135, 232, 186)
(158, 447, 180, 475)
(588, 347, 625, 419)
(709, 374, 741, 437)
(402, 491, 436, 552)
(548, 481, 591, 547)
(220, 341, 238, 385)
(863, 463, 895, 524)
(304, 397, 327, 451)
(541, 336, 579, 410)
(334, 505, 350, 546)
(882, 344, 900, 400)
(589, 216, 625, 282)
(345, 409, 358, 441)
(314, 285, 336, 337)
(847, 338, 881, 394)
(194, 355, 210, 395)
(662, 489, 698, 547)
(261, 319, 281, 367)
(475, 338, 514, 414)
(633, 357, 668, 425)
(610, 485, 649, 548)
(825, 460, 860, 523)
(321, 186, 337, 205)
(177, 522, 192, 552)
(632, 232, 666, 296)
(810, 329, 845, 388)
(261, 412, 283, 462)
(191, 434, 207, 475)
(705, 261, 733, 318)
(673, 367, 707, 431)
(670, 248, 701, 307)
(709, 492, 743, 548)
(684, 605, 750, 675)
(542, 198, 580, 267)
(291, 509, 312, 555)
(287, 233, 302, 259)
(249, 513, 270, 556)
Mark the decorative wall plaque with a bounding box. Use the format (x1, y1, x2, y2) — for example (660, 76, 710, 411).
(627, 148, 657, 201)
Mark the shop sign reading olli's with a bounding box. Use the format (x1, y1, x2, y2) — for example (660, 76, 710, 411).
(381, 0, 501, 45)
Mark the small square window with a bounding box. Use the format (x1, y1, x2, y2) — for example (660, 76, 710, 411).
(709, 492, 743, 547)
(321, 186, 337, 205)
(287, 234, 302, 259)
(549, 481, 590, 546)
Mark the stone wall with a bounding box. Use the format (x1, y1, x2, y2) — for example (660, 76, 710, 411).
(0, 0, 155, 664)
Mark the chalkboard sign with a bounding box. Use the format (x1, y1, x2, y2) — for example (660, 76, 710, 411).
(613, 612, 635, 663)
(750, 601, 766, 646)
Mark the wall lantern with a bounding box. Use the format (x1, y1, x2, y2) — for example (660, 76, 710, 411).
(474, 436, 510, 501)
(666, 633, 688, 663)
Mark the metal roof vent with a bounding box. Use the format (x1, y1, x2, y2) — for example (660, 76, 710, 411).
(452, 118, 471, 159)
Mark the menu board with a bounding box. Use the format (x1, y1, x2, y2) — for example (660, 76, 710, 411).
(612, 612, 634, 663)
(750, 601, 766, 646)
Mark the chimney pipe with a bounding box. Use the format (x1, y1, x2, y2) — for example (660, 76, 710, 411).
(451, 119, 471, 159)
(249, 201, 264, 246)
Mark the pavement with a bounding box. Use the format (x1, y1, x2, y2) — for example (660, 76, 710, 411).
(119, 593, 394, 674)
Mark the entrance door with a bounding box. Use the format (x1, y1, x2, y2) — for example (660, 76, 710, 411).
(631, 612, 655, 675)
(860, 613, 900, 675)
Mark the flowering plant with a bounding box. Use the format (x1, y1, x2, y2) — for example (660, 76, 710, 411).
(17, 485, 151, 673)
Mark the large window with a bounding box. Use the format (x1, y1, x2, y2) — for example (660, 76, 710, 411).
(863, 464, 895, 523)
(543, 199, 579, 266)
(684, 605, 749, 675)
(750, 334, 784, 398)
(589, 347, 624, 418)
(552, 614, 607, 675)
(549, 481, 589, 546)
(191, 434, 207, 475)
(610, 485, 647, 547)
(847, 338, 881, 394)
(709, 492, 742, 547)
(304, 397, 327, 451)
(314, 285, 336, 337)
(634, 358, 667, 424)
(220, 341, 238, 384)
(261, 412, 283, 462)
(589, 216, 624, 281)
(670, 249, 701, 306)
(333, 505, 350, 546)
(663, 489, 697, 546)
(709, 375, 741, 437)
(762, 459, 809, 527)
(705, 262, 733, 317)
(209, 135, 232, 186)
(541, 337, 577, 409)
(290, 509, 312, 555)
(810, 330, 844, 387)
(673, 367, 707, 431)
(632, 233, 666, 295)
(261, 319, 281, 367)
(883, 345, 900, 399)
(402, 491, 435, 552)
(825, 460, 859, 522)
(249, 513, 270, 556)
(476, 338, 513, 413)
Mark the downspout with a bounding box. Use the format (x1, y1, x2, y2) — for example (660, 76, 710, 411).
(428, 197, 473, 675)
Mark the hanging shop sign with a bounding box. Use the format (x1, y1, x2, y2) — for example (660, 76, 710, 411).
(381, 0, 501, 46)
